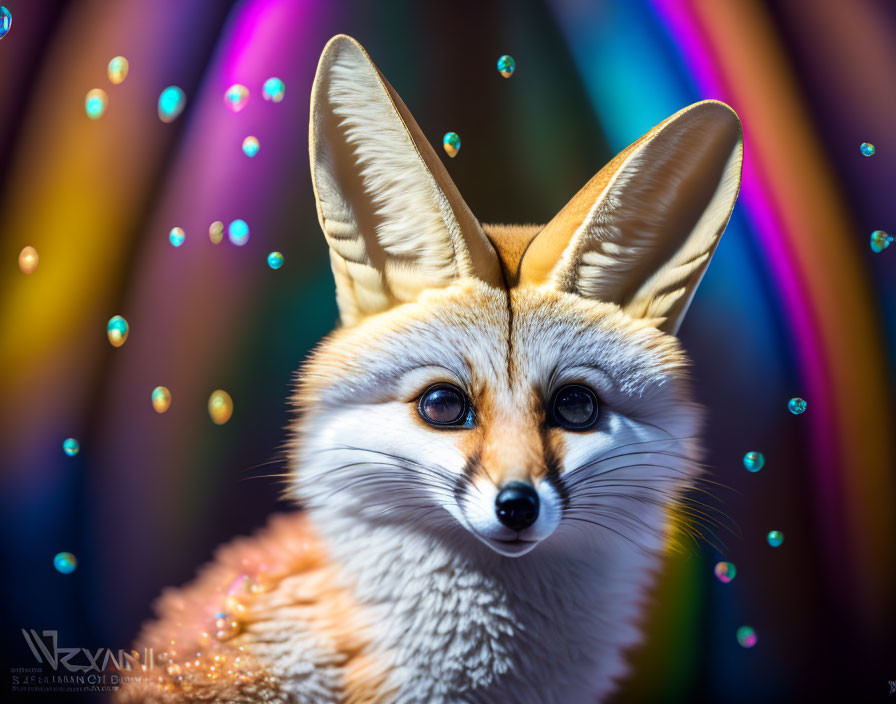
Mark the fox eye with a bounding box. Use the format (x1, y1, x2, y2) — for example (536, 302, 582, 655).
(550, 384, 599, 430)
(418, 384, 469, 427)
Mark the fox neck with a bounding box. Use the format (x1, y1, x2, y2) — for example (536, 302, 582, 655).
(312, 512, 663, 702)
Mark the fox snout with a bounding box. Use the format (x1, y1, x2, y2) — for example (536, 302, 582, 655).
(445, 397, 563, 556)
(480, 425, 545, 531)
(460, 473, 562, 557)
(460, 426, 564, 556)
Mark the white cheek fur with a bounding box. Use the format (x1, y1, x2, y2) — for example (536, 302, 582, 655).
(559, 408, 697, 553)
(562, 409, 664, 475)
(297, 402, 468, 518)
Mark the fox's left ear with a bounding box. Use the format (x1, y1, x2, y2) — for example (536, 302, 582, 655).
(310, 35, 503, 326)
(519, 100, 743, 335)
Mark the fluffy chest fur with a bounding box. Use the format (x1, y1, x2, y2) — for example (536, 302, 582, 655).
(117, 511, 665, 704)
(316, 520, 663, 703)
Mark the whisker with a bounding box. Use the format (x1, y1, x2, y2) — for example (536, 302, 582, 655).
(570, 450, 698, 476)
(589, 435, 700, 459)
(239, 458, 287, 473)
(567, 460, 736, 499)
(562, 447, 740, 555)
(572, 484, 739, 539)
(319, 446, 458, 483)
(562, 513, 657, 556)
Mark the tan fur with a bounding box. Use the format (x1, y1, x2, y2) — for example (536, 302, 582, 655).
(481, 223, 542, 285)
(475, 385, 549, 486)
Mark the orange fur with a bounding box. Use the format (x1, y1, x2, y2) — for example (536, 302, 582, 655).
(481, 223, 542, 285)
(116, 514, 387, 703)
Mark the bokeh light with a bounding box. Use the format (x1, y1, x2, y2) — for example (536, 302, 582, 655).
(62, 438, 80, 457)
(242, 135, 260, 157)
(53, 552, 78, 574)
(742, 451, 765, 472)
(267, 251, 283, 269)
(736, 626, 757, 648)
(85, 88, 108, 119)
(262, 77, 285, 102)
(788, 397, 807, 415)
(151, 386, 171, 414)
(169, 226, 185, 247)
(18, 246, 38, 274)
(106, 315, 129, 347)
(209, 221, 224, 244)
(107, 56, 129, 84)
(714, 561, 737, 583)
(158, 86, 186, 122)
(224, 83, 249, 112)
(0, 6, 12, 40)
(497, 55, 516, 78)
(228, 219, 249, 246)
(443, 131, 460, 158)
(208, 390, 233, 425)
(870, 230, 892, 253)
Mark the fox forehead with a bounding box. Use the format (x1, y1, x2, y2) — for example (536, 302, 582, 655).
(296, 279, 690, 418)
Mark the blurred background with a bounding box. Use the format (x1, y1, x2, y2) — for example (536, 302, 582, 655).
(1, 0, 895, 701)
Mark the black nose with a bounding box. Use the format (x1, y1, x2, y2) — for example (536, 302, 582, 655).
(495, 482, 540, 531)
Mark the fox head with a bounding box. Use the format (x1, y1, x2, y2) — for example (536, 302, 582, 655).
(292, 36, 742, 560)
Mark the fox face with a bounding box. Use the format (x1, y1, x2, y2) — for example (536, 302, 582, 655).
(295, 282, 704, 560)
(293, 36, 742, 563)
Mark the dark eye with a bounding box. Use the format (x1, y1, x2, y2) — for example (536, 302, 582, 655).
(418, 384, 469, 427)
(550, 384, 599, 430)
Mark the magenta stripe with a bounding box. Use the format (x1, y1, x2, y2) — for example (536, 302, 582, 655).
(650, 0, 847, 590)
(90, 0, 322, 619)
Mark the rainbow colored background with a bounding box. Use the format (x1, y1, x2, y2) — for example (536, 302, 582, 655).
(1, 1, 894, 701)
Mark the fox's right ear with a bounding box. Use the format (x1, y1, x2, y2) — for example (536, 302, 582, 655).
(309, 35, 502, 326)
(519, 101, 743, 335)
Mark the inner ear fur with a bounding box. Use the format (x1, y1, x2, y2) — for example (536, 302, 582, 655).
(519, 100, 743, 334)
(309, 35, 502, 326)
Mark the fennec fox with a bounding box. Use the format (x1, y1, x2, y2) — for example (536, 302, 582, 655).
(119, 34, 742, 704)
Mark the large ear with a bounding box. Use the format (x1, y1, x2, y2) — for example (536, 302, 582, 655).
(519, 101, 743, 334)
(309, 35, 502, 325)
